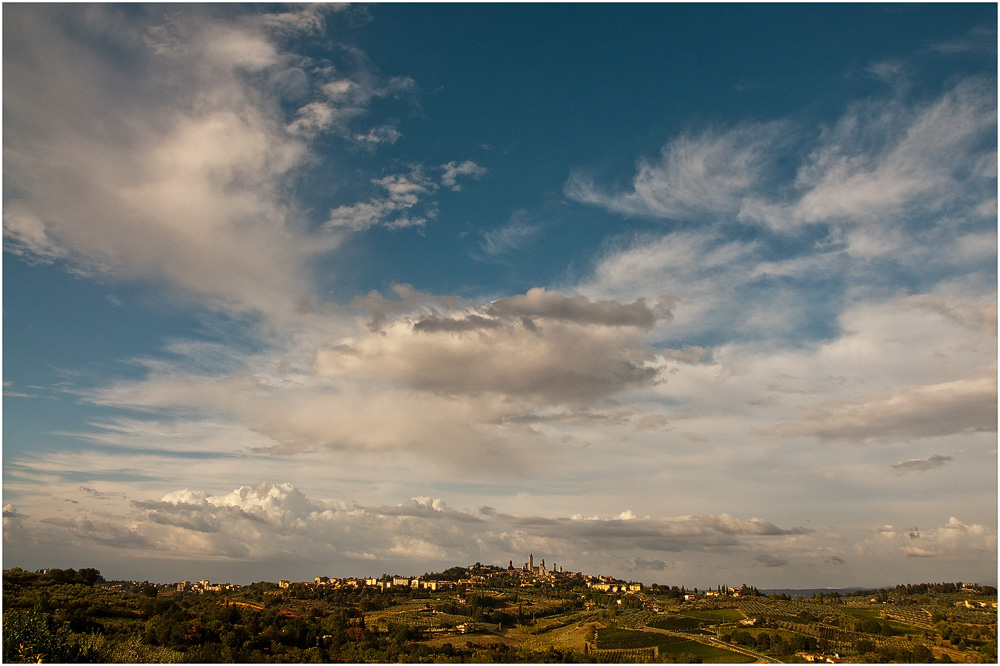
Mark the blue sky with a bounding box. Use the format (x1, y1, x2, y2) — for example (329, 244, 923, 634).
(3, 4, 997, 588)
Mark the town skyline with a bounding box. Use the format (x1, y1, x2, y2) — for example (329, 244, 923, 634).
(12, 555, 996, 595)
(4, 4, 997, 589)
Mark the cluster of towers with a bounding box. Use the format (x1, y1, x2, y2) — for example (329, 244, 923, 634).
(508, 553, 562, 576)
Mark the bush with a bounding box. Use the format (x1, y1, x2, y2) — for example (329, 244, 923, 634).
(76, 634, 184, 663)
(2, 608, 93, 663)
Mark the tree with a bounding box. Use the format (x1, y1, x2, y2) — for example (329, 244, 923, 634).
(912, 644, 933, 662)
(2, 607, 91, 663)
(76, 568, 104, 586)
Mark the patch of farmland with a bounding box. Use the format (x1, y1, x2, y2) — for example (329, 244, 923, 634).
(647, 615, 706, 631)
(658, 638, 756, 663)
(596, 626, 683, 649)
(683, 608, 744, 622)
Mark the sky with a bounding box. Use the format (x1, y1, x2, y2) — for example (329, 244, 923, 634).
(2, 4, 997, 589)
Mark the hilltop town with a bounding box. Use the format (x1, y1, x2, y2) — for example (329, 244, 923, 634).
(3, 559, 996, 663)
(171, 553, 644, 596)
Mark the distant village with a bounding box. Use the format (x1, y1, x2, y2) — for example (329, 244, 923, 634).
(176, 553, 632, 594)
(172, 553, 759, 601)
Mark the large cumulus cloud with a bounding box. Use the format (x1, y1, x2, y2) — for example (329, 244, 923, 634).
(3, 5, 342, 318)
(859, 518, 996, 561)
(68, 288, 674, 474)
(318, 289, 667, 406)
(7, 482, 817, 580)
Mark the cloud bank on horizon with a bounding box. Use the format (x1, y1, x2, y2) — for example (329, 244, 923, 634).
(3, 4, 996, 588)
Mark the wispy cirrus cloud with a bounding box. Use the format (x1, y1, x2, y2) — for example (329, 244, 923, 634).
(478, 210, 541, 258)
(579, 229, 828, 346)
(929, 24, 997, 55)
(568, 76, 997, 262)
(3, 382, 38, 398)
(565, 122, 790, 221)
(788, 78, 996, 233)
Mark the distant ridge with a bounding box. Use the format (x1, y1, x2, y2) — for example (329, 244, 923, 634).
(759, 587, 868, 597)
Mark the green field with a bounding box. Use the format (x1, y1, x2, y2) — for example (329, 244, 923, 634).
(840, 609, 922, 636)
(647, 608, 744, 632)
(683, 608, 744, 622)
(596, 627, 756, 663)
(657, 638, 756, 663)
(763, 613, 806, 624)
(596, 627, 683, 649)
(647, 615, 707, 631)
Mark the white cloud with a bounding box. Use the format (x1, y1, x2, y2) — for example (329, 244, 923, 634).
(929, 24, 997, 55)
(316, 290, 664, 406)
(579, 230, 790, 344)
(904, 518, 994, 558)
(441, 160, 487, 191)
(1, 5, 427, 319)
(323, 158, 483, 231)
(566, 122, 789, 220)
(326, 167, 437, 231)
(790, 78, 996, 233)
(487, 287, 663, 328)
(286, 100, 341, 136)
(287, 62, 414, 141)
(891, 455, 954, 474)
(866, 59, 906, 85)
(348, 283, 441, 332)
(258, 4, 345, 35)
(390, 537, 448, 561)
(859, 517, 996, 560)
(2, 5, 353, 320)
(2, 381, 40, 399)
(355, 124, 403, 147)
(568, 77, 996, 266)
(5, 481, 814, 578)
(478, 210, 540, 257)
(769, 376, 997, 445)
(32, 286, 675, 485)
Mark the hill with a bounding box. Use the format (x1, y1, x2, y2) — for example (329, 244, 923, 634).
(3, 565, 996, 663)
(759, 588, 868, 598)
